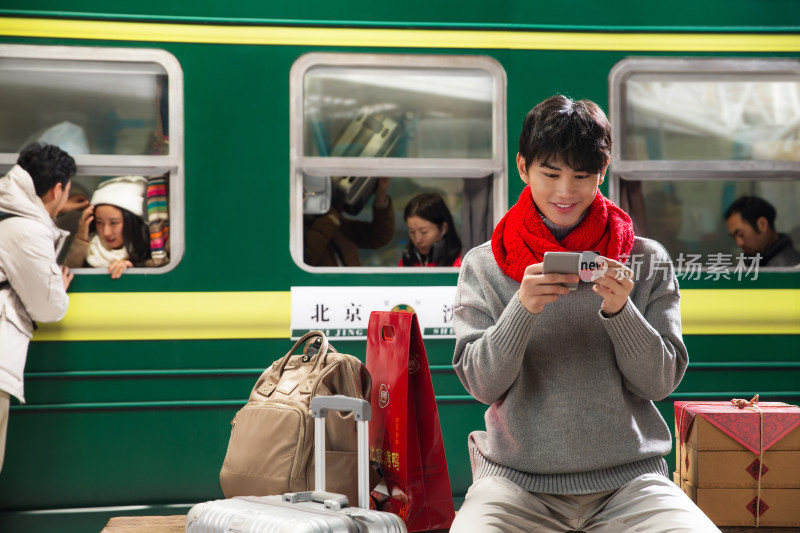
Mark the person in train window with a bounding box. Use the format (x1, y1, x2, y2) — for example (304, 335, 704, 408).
(63, 176, 151, 279)
(304, 177, 394, 267)
(450, 95, 720, 532)
(724, 195, 800, 267)
(398, 192, 462, 267)
(0, 142, 76, 472)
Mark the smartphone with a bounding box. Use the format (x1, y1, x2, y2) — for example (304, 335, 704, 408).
(542, 251, 580, 290)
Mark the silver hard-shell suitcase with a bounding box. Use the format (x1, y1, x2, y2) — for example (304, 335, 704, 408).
(186, 395, 407, 533)
(330, 109, 416, 216)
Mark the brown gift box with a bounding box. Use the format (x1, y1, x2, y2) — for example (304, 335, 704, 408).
(673, 400, 800, 527)
(682, 479, 800, 527)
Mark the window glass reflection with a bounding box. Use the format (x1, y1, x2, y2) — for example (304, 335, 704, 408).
(303, 66, 494, 159)
(0, 58, 168, 155)
(623, 74, 800, 161)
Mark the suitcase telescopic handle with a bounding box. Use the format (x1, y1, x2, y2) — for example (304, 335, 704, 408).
(311, 394, 371, 421)
(310, 395, 371, 510)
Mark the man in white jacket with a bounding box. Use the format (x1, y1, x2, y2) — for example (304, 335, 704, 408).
(0, 142, 77, 472)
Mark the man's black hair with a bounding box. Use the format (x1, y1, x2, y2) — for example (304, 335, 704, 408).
(724, 195, 777, 232)
(16, 142, 77, 198)
(518, 95, 611, 175)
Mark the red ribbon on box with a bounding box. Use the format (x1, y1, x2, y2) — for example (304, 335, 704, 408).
(674, 401, 800, 455)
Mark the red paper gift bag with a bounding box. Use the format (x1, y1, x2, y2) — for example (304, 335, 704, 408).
(366, 311, 455, 532)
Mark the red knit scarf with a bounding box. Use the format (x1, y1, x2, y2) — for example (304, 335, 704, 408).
(491, 186, 635, 282)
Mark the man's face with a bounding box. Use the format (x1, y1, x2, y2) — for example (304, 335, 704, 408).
(726, 212, 771, 255)
(517, 154, 605, 227)
(47, 180, 71, 218)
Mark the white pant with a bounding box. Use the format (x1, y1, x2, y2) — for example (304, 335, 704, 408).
(450, 474, 721, 533)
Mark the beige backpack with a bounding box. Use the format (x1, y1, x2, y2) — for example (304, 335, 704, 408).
(219, 331, 371, 505)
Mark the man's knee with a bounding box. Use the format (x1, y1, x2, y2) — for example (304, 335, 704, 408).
(600, 474, 721, 533)
(451, 477, 555, 533)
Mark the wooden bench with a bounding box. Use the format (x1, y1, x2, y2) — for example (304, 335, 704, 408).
(101, 516, 184, 533)
(719, 529, 798, 533)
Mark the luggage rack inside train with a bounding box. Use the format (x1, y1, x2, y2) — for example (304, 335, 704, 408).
(303, 107, 418, 216)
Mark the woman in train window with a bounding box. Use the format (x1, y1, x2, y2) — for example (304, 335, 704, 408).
(399, 192, 462, 267)
(63, 176, 152, 279)
(451, 95, 720, 532)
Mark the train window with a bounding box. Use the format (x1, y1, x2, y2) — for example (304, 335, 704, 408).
(0, 44, 184, 274)
(609, 57, 800, 271)
(290, 53, 507, 272)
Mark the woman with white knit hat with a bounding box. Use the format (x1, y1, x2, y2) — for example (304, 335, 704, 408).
(63, 176, 151, 278)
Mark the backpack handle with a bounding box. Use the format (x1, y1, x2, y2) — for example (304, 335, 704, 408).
(302, 334, 338, 362)
(274, 330, 330, 376)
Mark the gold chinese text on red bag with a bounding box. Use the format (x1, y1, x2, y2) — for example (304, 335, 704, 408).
(366, 311, 455, 532)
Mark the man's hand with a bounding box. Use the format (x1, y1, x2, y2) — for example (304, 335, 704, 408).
(592, 257, 634, 316)
(60, 194, 90, 216)
(61, 265, 74, 290)
(518, 262, 578, 314)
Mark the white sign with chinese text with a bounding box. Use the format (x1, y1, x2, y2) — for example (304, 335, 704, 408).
(290, 286, 457, 340)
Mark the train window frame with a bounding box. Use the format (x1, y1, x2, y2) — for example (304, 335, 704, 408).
(0, 44, 185, 275)
(289, 52, 507, 273)
(608, 57, 800, 272)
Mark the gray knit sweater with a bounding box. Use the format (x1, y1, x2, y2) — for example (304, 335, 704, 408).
(452, 237, 688, 495)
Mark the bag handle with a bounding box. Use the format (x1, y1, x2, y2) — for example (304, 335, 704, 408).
(274, 330, 330, 376)
(302, 334, 338, 363)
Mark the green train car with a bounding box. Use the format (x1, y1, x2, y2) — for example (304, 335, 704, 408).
(1, 2, 799, 532)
